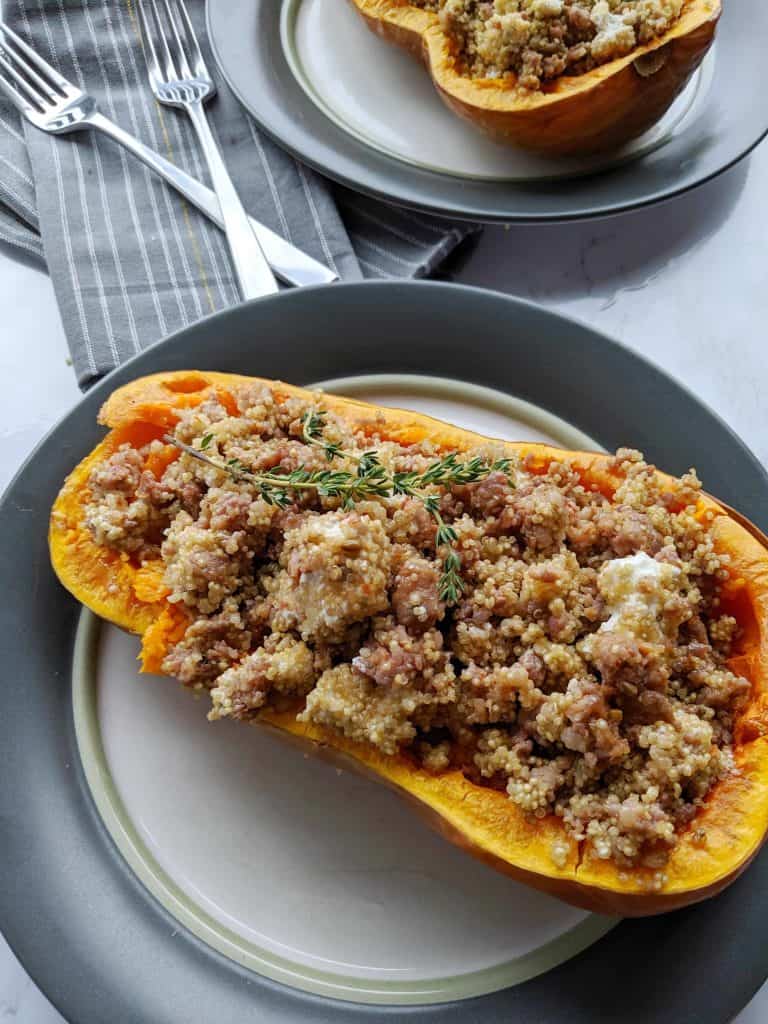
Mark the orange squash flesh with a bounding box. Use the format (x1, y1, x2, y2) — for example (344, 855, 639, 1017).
(349, 0, 721, 156)
(50, 370, 768, 916)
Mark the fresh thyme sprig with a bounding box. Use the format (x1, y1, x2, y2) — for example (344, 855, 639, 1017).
(163, 434, 379, 509)
(163, 410, 513, 604)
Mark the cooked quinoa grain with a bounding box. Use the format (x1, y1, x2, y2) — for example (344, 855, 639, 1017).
(83, 383, 751, 873)
(411, 0, 684, 89)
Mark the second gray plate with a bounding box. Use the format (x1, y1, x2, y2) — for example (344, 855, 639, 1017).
(207, 0, 768, 222)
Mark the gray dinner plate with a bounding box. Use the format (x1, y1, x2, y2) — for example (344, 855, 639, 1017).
(206, 0, 768, 222)
(2, 282, 768, 1023)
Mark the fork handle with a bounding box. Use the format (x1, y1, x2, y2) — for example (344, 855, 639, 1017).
(89, 112, 336, 289)
(183, 101, 278, 300)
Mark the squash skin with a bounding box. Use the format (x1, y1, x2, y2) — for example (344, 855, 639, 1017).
(49, 370, 768, 916)
(348, 0, 722, 156)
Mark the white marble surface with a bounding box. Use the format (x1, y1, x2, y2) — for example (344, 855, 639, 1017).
(1, 143, 767, 1021)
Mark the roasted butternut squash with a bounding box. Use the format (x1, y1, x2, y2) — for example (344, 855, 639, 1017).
(50, 371, 768, 916)
(349, 0, 721, 156)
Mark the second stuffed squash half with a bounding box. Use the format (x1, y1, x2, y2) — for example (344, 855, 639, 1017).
(348, 0, 722, 156)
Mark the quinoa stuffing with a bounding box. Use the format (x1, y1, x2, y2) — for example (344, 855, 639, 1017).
(410, 0, 684, 90)
(83, 382, 750, 875)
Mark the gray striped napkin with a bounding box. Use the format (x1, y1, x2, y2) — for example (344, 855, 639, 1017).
(0, 0, 478, 388)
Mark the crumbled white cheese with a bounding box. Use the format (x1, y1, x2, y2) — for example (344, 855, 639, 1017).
(308, 514, 363, 550)
(530, 0, 563, 17)
(312, 519, 348, 544)
(589, 1, 636, 61)
(592, 552, 680, 643)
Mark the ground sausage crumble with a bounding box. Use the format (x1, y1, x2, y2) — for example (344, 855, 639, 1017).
(410, 0, 684, 90)
(84, 383, 750, 877)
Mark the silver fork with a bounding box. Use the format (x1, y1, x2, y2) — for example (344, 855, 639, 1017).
(0, 22, 336, 289)
(137, 0, 277, 299)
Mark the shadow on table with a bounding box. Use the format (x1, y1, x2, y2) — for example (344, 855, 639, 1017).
(445, 156, 752, 305)
(0, 238, 47, 273)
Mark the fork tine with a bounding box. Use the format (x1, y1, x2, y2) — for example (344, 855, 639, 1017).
(0, 33, 61, 104)
(0, 22, 71, 95)
(0, 48, 48, 111)
(135, 0, 163, 89)
(0, 56, 40, 115)
(169, 0, 207, 79)
(143, 0, 178, 83)
(160, 0, 193, 81)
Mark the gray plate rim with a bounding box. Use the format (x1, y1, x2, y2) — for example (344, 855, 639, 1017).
(206, 0, 768, 223)
(2, 281, 768, 1023)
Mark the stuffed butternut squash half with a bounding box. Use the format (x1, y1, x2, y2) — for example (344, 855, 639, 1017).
(349, 0, 721, 156)
(50, 371, 768, 916)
